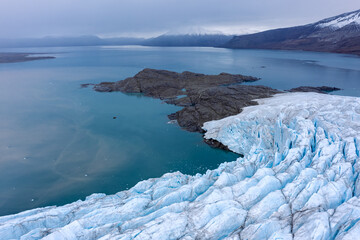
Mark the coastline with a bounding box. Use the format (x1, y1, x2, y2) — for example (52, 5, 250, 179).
(0, 53, 55, 64)
(221, 47, 360, 57)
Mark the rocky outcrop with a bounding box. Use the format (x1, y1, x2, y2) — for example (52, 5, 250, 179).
(165, 84, 280, 132)
(91, 69, 342, 149)
(289, 86, 341, 94)
(93, 68, 260, 96)
(93, 69, 279, 142)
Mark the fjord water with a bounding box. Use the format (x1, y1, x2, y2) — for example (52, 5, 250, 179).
(0, 46, 359, 216)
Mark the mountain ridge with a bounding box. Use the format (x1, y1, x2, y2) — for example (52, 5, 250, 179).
(225, 9, 360, 55)
(142, 33, 233, 47)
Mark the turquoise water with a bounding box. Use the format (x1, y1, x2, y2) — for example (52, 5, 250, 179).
(0, 46, 359, 216)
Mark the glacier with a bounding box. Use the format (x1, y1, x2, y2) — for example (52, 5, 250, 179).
(1, 92, 360, 240)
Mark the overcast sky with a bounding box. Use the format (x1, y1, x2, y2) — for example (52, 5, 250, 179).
(1, 0, 359, 38)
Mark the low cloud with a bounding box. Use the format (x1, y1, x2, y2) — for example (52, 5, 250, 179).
(0, 0, 359, 38)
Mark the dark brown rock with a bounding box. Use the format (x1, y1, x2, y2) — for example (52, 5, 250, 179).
(167, 84, 280, 132)
(289, 86, 341, 94)
(81, 83, 94, 88)
(94, 68, 260, 98)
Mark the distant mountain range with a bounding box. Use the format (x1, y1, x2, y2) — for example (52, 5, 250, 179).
(225, 9, 360, 55)
(0, 34, 232, 48)
(143, 34, 233, 47)
(1, 10, 359, 55)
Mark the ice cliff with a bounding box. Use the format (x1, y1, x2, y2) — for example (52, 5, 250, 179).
(1, 92, 360, 240)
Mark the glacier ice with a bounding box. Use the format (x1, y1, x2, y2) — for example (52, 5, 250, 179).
(1, 92, 360, 239)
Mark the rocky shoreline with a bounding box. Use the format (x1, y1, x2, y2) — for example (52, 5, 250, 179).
(88, 68, 340, 150)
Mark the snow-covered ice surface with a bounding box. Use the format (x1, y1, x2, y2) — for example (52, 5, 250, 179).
(1, 92, 360, 240)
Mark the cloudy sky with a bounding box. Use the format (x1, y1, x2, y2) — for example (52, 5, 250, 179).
(1, 0, 359, 38)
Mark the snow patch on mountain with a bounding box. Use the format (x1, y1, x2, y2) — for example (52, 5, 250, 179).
(1, 92, 360, 239)
(317, 10, 360, 29)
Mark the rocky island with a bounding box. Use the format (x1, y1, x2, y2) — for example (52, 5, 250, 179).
(91, 69, 280, 149)
(0, 53, 54, 63)
(90, 68, 340, 149)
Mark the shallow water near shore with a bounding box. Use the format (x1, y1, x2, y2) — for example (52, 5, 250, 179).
(0, 46, 359, 216)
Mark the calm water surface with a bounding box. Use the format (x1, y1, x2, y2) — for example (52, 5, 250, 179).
(0, 46, 359, 215)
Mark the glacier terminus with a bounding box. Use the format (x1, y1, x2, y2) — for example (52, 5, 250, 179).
(1, 92, 360, 240)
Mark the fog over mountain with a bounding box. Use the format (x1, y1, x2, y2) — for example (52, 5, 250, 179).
(0, 36, 145, 48)
(1, 0, 359, 39)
